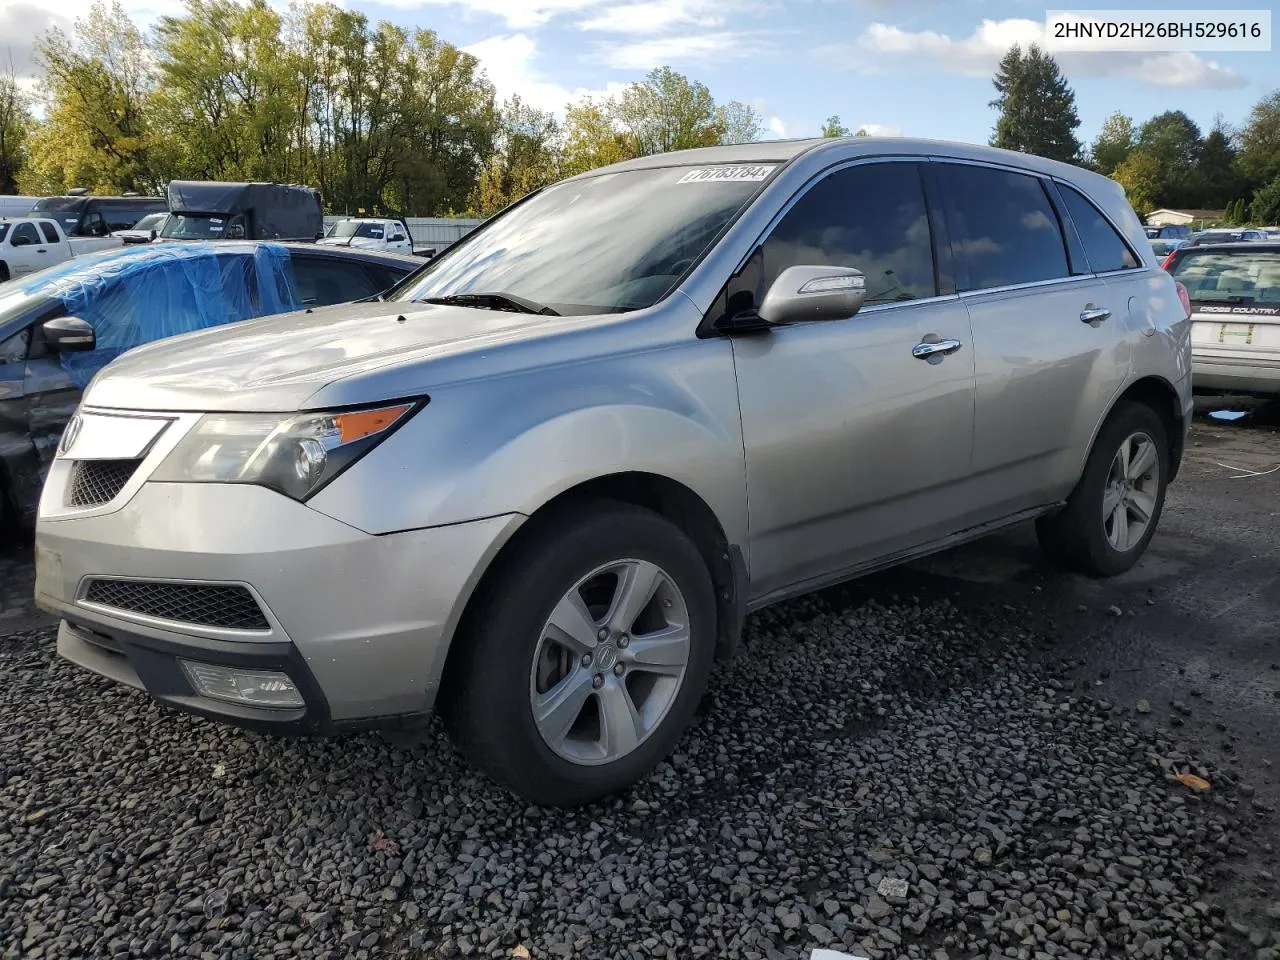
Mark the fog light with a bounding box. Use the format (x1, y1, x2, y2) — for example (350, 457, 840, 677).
(179, 660, 305, 709)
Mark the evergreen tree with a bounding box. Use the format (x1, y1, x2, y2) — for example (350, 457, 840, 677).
(1089, 112, 1134, 175)
(990, 43, 1082, 163)
(1194, 118, 1239, 209)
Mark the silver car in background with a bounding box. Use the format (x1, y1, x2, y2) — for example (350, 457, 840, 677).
(34, 138, 1192, 806)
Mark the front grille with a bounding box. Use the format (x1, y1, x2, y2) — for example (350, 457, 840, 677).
(83, 580, 270, 631)
(67, 459, 142, 508)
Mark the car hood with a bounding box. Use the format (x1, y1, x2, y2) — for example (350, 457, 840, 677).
(83, 300, 599, 412)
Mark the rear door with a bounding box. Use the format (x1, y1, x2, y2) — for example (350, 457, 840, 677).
(935, 161, 1130, 520)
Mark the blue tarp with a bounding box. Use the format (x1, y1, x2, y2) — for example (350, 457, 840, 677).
(21, 242, 301, 387)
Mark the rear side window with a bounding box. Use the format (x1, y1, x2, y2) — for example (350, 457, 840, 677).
(290, 255, 382, 306)
(38, 222, 60, 244)
(1059, 186, 1139, 272)
(938, 164, 1070, 291)
(761, 162, 937, 306)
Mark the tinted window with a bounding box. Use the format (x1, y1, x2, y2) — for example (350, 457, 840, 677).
(38, 222, 60, 244)
(0, 224, 7, 242)
(290, 256, 382, 306)
(11, 222, 39, 246)
(100, 202, 159, 232)
(764, 162, 936, 305)
(938, 165, 1069, 291)
(1059, 185, 1138, 272)
(0, 327, 29, 364)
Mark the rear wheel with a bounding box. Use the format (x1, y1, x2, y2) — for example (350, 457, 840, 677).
(0, 262, 10, 283)
(440, 502, 716, 807)
(1037, 401, 1169, 577)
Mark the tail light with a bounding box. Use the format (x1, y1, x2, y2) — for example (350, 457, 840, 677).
(1174, 280, 1192, 319)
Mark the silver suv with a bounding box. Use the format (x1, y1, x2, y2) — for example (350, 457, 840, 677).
(35, 139, 1193, 806)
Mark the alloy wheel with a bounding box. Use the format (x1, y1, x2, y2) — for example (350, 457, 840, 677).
(1102, 431, 1160, 552)
(529, 559, 691, 766)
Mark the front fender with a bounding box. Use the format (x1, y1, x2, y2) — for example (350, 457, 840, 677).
(307, 339, 748, 548)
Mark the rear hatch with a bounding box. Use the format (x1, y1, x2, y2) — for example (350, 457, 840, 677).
(1168, 247, 1280, 362)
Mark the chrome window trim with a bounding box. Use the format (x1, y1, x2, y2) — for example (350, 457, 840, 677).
(957, 274, 1094, 299)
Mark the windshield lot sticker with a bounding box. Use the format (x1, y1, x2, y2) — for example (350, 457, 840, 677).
(678, 165, 776, 184)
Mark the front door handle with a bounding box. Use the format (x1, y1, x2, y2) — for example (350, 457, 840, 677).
(912, 338, 963, 360)
(1080, 305, 1111, 324)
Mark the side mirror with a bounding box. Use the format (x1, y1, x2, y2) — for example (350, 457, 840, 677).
(42, 316, 96, 353)
(756, 265, 868, 325)
(11, 234, 31, 247)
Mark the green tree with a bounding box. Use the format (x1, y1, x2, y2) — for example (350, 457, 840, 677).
(27, 0, 166, 193)
(1251, 176, 1280, 226)
(1194, 117, 1240, 209)
(470, 95, 559, 216)
(821, 115, 850, 137)
(1237, 90, 1280, 189)
(560, 98, 636, 177)
(0, 69, 31, 194)
(1111, 150, 1161, 218)
(613, 66, 723, 155)
(989, 43, 1081, 163)
(717, 100, 761, 144)
(1136, 110, 1201, 208)
(1089, 112, 1134, 175)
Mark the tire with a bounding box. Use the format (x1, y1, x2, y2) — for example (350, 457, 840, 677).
(440, 501, 716, 807)
(1036, 401, 1169, 578)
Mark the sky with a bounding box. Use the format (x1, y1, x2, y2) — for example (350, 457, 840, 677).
(1, 0, 1276, 147)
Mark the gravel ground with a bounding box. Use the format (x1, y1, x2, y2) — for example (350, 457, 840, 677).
(2, 585, 1272, 960)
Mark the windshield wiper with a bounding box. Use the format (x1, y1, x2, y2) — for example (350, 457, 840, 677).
(421, 292, 560, 316)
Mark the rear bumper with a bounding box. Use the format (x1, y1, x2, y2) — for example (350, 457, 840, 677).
(1192, 354, 1280, 396)
(36, 481, 523, 728)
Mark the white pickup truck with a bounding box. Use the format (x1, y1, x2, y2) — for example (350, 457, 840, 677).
(0, 218, 75, 282)
(318, 217, 414, 254)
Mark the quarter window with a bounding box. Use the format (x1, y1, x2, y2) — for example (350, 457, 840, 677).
(938, 164, 1070, 292)
(1059, 185, 1139, 272)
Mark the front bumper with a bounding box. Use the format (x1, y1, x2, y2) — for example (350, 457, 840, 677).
(36, 481, 522, 732)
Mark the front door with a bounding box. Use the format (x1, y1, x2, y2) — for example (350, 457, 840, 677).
(725, 161, 977, 600)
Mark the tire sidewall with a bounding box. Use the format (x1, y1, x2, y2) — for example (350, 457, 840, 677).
(456, 505, 716, 805)
(1074, 405, 1170, 577)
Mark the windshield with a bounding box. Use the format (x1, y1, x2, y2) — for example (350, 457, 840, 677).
(162, 213, 246, 240)
(327, 220, 384, 239)
(32, 198, 84, 234)
(132, 213, 166, 231)
(1170, 250, 1280, 305)
(389, 164, 775, 315)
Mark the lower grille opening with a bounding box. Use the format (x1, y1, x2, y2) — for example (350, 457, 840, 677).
(83, 580, 270, 631)
(68, 459, 143, 508)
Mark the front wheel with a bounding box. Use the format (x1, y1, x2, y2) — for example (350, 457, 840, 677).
(440, 502, 716, 807)
(1037, 401, 1169, 577)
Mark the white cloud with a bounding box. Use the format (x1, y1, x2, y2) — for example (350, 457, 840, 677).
(592, 31, 771, 69)
(577, 0, 726, 34)
(374, 0, 603, 29)
(855, 123, 903, 136)
(768, 115, 787, 136)
(850, 17, 1246, 89)
(463, 33, 625, 115)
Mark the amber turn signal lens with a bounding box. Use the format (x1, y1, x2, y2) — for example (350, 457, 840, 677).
(334, 404, 412, 444)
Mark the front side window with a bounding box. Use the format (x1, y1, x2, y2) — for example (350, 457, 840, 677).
(938, 164, 1070, 291)
(1059, 185, 1139, 272)
(11, 222, 39, 246)
(0, 327, 29, 365)
(390, 164, 774, 315)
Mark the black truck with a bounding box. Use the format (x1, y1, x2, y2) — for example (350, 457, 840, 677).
(160, 182, 324, 242)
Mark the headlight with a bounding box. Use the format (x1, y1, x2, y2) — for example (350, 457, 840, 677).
(153, 401, 418, 500)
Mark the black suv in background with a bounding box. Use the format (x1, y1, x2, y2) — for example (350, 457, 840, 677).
(30, 194, 168, 239)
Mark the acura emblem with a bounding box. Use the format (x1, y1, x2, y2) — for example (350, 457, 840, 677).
(59, 415, 83, 455)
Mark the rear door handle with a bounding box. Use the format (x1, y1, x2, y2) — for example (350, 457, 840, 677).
(1080, 305, 1111, 324)
(912, 338, 963, 360)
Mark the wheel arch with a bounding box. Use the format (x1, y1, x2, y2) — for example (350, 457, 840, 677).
(1103, 376, 1186, 482)
(439, 471, 747, 700)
